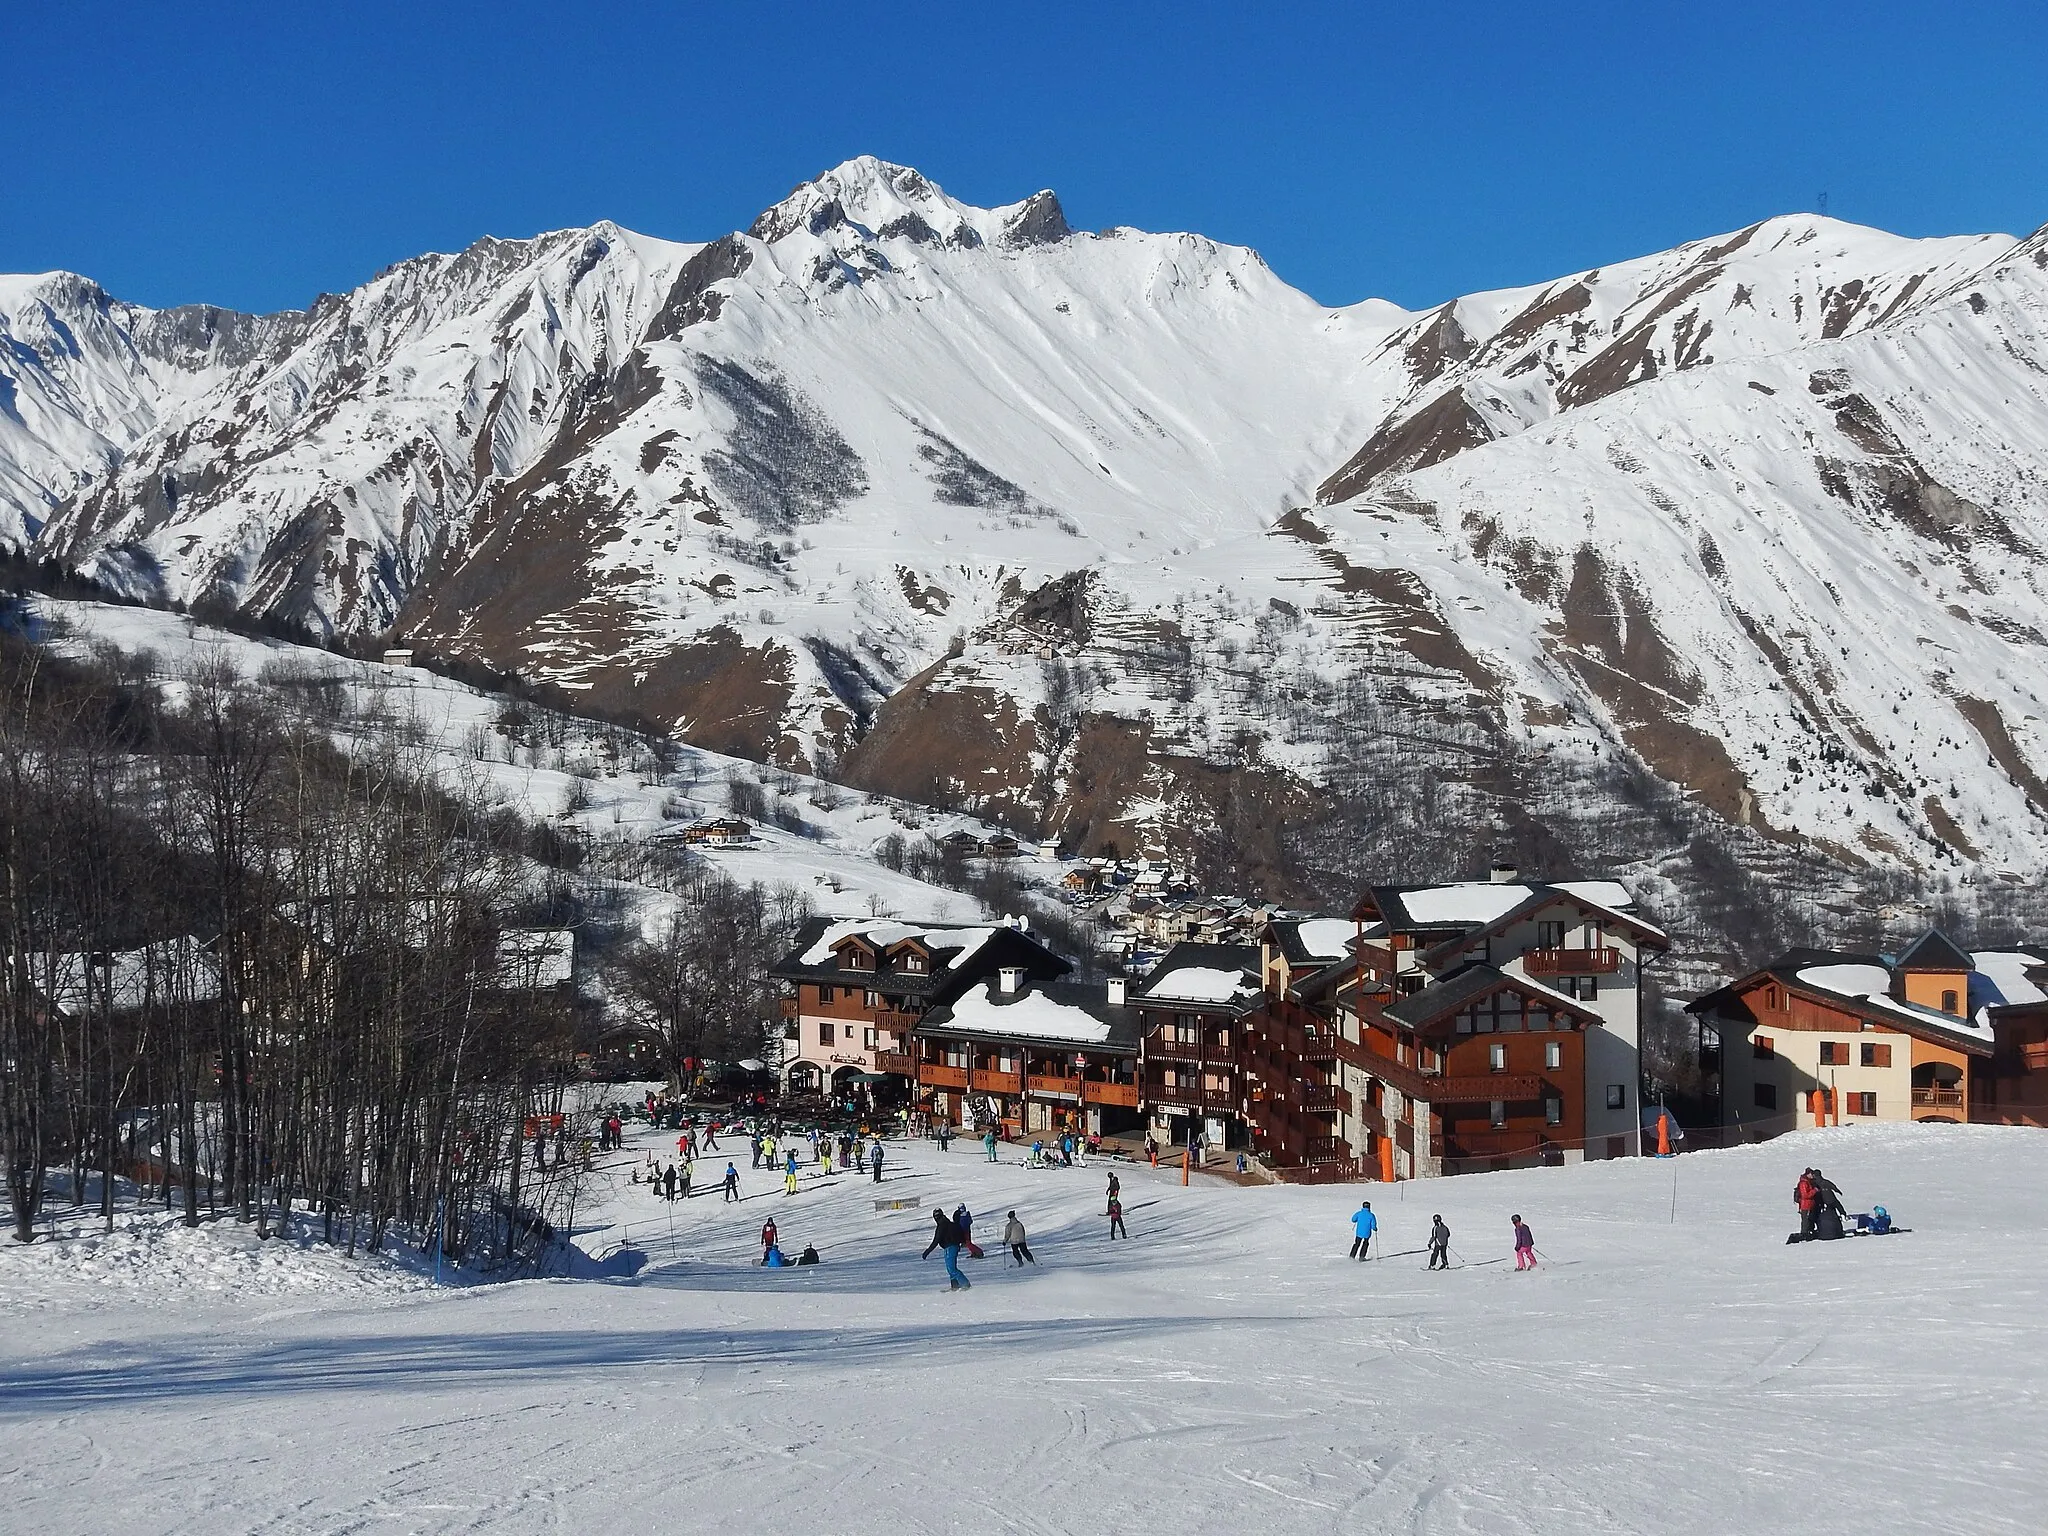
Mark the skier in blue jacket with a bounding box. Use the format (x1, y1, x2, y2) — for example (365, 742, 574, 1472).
(1349, 1200, 1378, 1260)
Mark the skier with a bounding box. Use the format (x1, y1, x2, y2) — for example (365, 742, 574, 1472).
(870, 1140, 886, 1183)
(1512, 1214, 1537, 1271)
(1003, 1210, 1036, 1266)
(1795, 1169, 1820, 1242)
(984, 1129, 999, 1163)
(1349, 1200, 1377, 1260)
(723, 1162, 741, 1202)
(1427, 1214, 1451, 1270)
(760, 1217, 778, 1262)
(703, 1123, 720, 1152)
(784, 1152, 800, 1197)
(953, 1203, 984, 1259)
(923, 1207, 970, 1290)
(1108, 1194, 1128, 1239)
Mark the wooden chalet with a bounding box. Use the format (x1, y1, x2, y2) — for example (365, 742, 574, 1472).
(1129, 942, 1264, 1155)
(769, 918, 1069, 1099)
(1688, 931, 2048, 1130)
(912, 973, 1142, 1136)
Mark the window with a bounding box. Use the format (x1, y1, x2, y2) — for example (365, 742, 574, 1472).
(1754, 1082, 1778, 1110)
(843, 1023, 859, 1043)
(1605, 1084, 1626, 1111)
(1490, 1100, 1507, 1128)
(1570, 976, 1599, 1002)
(1545, 1040, 1562, 1070)
(900, 952, 927, 973)
(863, 989, 882, 1009)
(842, 947, 872, 970)
(1537, 920, 1567, 949)
(862, 1028, 878, 1050)
(1941, 989, 1959, 1016)
(1860, 1042, 1892, 1068)
(1545, 1096, 1562, 1126)
(1489, 1042, 1508, 1072)
(1848, 1091, 1878, 1117)
(1764, 985, 1782, 1012)
(1753, 1034, 1776, 1060)
(817, 984, 835, 1004)
(1819, 1042, 1849, 1066)
(817, 1020, 833, 1046)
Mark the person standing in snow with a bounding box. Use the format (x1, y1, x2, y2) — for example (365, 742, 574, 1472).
(1003, 1210, 1036, 1266)
(663, 1163, 677, 1202)
(703, 1122, 720, 1152)
(1512, 1215, 1537, 1271)
(1106, 1172, 1121, 1206)
(1108, 1194, 1128, 1240)
(760, 1217, 778, 1263)
(723, 1162, 741, 1202)
(870, 1140, 886, 1183)
(1795, 1169, 1820, 1242)
(1146, 1136, 1159, 1169)
(783, 1153, 800, 1197)
(924, 1207, 970, 1290)
(679, 1160, 692, 1199)
(953, 1203, 984, 1259)
(1349, 1200, 1378, 1260)
(1428, 1214, 1451, 1270)
(984, 1129, 999, 1163)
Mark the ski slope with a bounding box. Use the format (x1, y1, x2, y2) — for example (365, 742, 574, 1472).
(3, 1121, 2040, 1534)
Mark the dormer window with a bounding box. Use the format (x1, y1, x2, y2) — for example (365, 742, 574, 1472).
(839, 944, 874, 971)
(1941, 989, 1959, 1015)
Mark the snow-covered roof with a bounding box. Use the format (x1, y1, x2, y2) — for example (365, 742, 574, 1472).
(1294, 918, 1356, 962)
(46, 940, 220, 1014)
(1550, 879, 1638, 911)
(1792, 962, 1994, 1045)
(1396, 884, 1533, 927)
(1144, 965, 1257, 1003)
(800, 920, 996, 967)
(1973, 950, 2048, 1009)
(935, 985, 1113, 1046)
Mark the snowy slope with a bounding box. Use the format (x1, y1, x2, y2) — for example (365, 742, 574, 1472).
(3, 1121, 2042, 1534)
(6, 159, 2048, 875)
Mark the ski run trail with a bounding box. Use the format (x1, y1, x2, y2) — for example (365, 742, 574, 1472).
(3, 1120, 2041, 1535)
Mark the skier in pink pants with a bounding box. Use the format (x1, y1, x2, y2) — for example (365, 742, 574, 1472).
(1512, 1215, 1537, 1270)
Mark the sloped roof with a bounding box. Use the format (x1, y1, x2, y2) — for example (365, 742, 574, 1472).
(1132, 942, 1261, 1008)
(769, 917, 1070, 998)
(1687, 947, 1995, 1055)
(1895, 929, 1975, 973)
(917, 979, 1140, 1054)
(1381, 963, 1600, 1031)
(1357, 879, 1669, 951)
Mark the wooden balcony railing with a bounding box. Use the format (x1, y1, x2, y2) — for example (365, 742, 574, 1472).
(1298, 1083, 1347, 1112)
(2021, 1042, 2048, 1071)
(971, 1068, 1023, 1094)
(1146, 1037, 1213, 1062)
(1027, 1074, 1081, 1098)
(1912, 1087, 1965, 1109)
(1083, 1081, 1140, 1107)
(919, 1064, 969, 1090)
(875, 1009, 920, 1034)
(1145, 1079, 1209, 1107)
(874, 1051, 915, 1076)
(778, 996, 799, 1019)
(1524, 946, 1622, 976)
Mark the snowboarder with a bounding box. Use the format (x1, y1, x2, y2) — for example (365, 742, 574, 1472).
(1349, 1200, 1377, 1260)
(763, 1244, 788, 1267)
(760, 1217, 778, 1261)
(723, 1162, 741, 1202)
(1108, 1194, 1128, 1240)
(1512, 1214, 1536, 1271)
(953, 1203, 984, 1259)
(1428, 1214, 1451, 1270)
(1003, 1210, 1035, 1266)
(797, 1244, 821, 1265)
(870, 1140, 886, 1183)
(923, 1207, 970, 1290)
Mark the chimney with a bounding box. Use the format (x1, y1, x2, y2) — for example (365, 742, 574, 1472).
(999, 966, 1024, 995)
(1489, 862, 1520, 884)
(1107, 976, 1127, 1006)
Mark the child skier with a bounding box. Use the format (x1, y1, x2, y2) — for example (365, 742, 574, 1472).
(1512, 1214, 1536, 1270)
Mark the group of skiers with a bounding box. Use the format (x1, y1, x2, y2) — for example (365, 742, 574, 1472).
(1345, 1203, 1536, 1270)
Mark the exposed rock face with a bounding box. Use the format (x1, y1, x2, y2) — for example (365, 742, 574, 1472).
(5, 163, 2048, 884)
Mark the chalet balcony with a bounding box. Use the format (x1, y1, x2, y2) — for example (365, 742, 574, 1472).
(874, 1051, 915, 1076)
(1145, 1079, 1211, 1107)
(1027, 1073, 1081, 1098)
(1912, 1087, 1966, 1111)
(1298, 1083, 1347, 1113)
(971, 1067, 1023, 1094)
(875, 1009, 920, 1034)
(1525, 946, 1622, 976)
(778, 996, 799, 1020)
(919, 1064, 969, 1090)
(1146, 1037, 1213, 1062)
(1302, 1134, 1349, 1163)
(1083, 1080, 1140, 1108)
(2021, 1042, 2048, 1071)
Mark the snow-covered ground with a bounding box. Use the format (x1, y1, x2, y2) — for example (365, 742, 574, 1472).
(4, 1120, 2041, 1534)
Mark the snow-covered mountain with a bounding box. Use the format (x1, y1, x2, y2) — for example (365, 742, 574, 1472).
(5, 157, 2047, 884)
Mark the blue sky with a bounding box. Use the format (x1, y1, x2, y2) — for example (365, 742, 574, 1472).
(5, 1, 2043, 314)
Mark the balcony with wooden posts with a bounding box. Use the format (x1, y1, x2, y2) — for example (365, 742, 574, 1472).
(1145, 1078, 1213, 1107)
(1298, 1082, 1347, 1113)
(1027, 1073, 1081, 1098)
(875, 1009, 920, 1035)
(778, 996, 799, 1020)
(1912, 1086, 1966, 1113)
(1146, 1036, 1213, 1063)
(874, 1050, 915, 1076)
(1524, 946, 1622, 976)
(919, 1063, 969, 1090)
(971, 1067, 1023, 1094)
